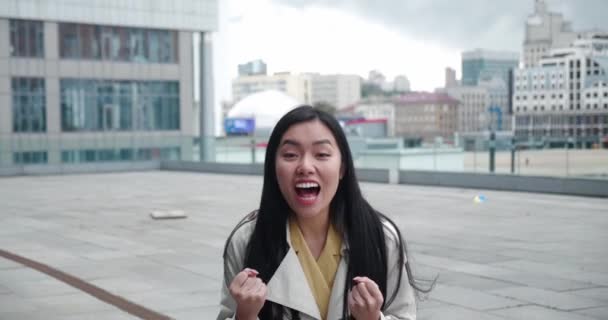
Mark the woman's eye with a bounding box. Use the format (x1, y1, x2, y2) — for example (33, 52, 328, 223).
(317, 153, 331, 158)
(282, 152, 297, 159)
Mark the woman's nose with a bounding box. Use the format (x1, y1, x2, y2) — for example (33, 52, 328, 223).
(296, 156, 314, 175)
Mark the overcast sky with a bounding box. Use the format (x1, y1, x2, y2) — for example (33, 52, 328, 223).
(210, 0, 608, 114)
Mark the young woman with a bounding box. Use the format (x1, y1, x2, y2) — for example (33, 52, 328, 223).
(218, 106, 426, 320)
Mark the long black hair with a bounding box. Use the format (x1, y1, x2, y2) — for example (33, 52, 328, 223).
(226, 106, 428, 319)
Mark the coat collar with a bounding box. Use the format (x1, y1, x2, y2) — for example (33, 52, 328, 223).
(266, 222, 350, 319)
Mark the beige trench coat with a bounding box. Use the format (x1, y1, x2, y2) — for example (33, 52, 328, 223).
(217, 217, 416, 320)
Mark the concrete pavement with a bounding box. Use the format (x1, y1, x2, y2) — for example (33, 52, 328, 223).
(1, 171, 607, 319)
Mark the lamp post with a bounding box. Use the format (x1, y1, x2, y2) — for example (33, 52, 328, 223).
(487, 106, 502, 173)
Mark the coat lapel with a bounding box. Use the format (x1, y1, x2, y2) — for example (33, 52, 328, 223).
(266, 224, 322, 319)
(326, 246, 348, 320)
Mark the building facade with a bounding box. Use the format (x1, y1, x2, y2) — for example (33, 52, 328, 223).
(523, 0, 577, 68)
(462, 49, 519, 87)
(447, 84, 511, 134)
(238, 59, 267, 76)
(445, 67, 457, 88)
(393, 75, 411, 93)
(310, 74, 361, 109)
(0, 0, 217, 166)
(513, 34, 608, 147)
(356, 93, 459, 143)
(354, 101, 396, 136)
(232, 72, 311, 105)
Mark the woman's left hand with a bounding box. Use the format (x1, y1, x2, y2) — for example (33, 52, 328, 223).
(348, 276, 384, 320)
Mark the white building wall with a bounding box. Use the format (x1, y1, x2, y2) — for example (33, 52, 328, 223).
(513, 38, 608, 142)
(355, 103, 395, 136)
(311, 74, 361, 109)
(0, 0, 217, 32)
(232, 73, 310, 105)
(0, 0, 217, 165)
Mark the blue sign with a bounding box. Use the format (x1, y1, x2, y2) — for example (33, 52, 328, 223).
(225, 118, 255, 135)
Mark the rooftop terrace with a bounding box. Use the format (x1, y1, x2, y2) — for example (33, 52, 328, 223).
(1, 172, 607, 319)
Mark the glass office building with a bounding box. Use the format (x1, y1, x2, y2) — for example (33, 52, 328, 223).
(462, 49, 519, 87)
(0, 0, 217, 167)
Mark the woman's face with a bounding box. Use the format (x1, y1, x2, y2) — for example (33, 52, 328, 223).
(275, 119, 343, 221)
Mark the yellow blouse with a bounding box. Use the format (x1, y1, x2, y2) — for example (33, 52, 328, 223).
(289, 218, 342, 320)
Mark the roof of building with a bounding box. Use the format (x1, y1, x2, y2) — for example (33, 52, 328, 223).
(395, 92, 459, 106)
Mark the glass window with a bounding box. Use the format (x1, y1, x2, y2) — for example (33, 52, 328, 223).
(158, 31, 172, 62)
(10, 19, 44, 57)
(61, 79, 179, 132)
(12, 78, 46, 132)
(148, 30, 160, 62)
(59, 23, 176, 63)
(130, 29, 148, 62)
(114, 27, 130, 61)
(59, 23, 79, 58)
(101, 26, 114, 60)
(80, 25, 101, 59)
(13, 151, 48, 164)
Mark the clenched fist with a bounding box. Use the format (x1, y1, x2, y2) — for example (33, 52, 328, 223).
(348, 276, 383, 320)
(229, 268, 267, 320)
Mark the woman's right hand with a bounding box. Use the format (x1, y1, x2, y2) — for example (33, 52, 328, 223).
(229, 268, 267, 320)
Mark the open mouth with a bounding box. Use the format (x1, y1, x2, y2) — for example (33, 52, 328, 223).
(295, 182, 320, 202)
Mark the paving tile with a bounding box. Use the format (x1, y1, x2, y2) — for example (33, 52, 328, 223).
(418, 304, 509, 320)
(0, 294, 41, 313)
(490, 271, 596, 292)
(430, 284, 524, 311)
(2, 278, 79, 298)
(491, 305, 597, 320)
(574, 306, 608, 320)
(436, 271, 519, 291)
(165, 305, 219, 320)
(491, 260, 608, 286)
(489, 286, 606, 311)
(2, 172, 608, 320)
(27, 293, 115, 316)
(0, 257, 22, 270)
(89, 277, 162, 295)
(567, 287, 608, 302)
(0, 267, 52, 283)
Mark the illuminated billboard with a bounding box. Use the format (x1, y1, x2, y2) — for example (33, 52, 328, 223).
(225, 118, 255, 135)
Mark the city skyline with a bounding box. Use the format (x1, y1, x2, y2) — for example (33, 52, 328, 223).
(213, 0, 608, 106)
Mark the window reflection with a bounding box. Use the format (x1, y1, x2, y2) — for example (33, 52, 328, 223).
(61, 147, 180, 163)
(13, 151, 48, 164)
(61, 79, 180, 132)
(10, 19, 44, 57)
(59, 23, 178, 63)
(12, 78, 46, 132)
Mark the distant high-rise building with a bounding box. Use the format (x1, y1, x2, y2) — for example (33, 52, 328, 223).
(368, 70, 386, 86)
(393, 75, 411, 92)
(462, 49, 519, 87)
(238, 59, 267, 76)
(445, 67, 457, 88)
(232, 72, 311, 104)
(356, 93, 459, 143)
(523, 0, 577, 68)
(447, 84, 511, 134)
(310, 74, 361, 109)
(513, 33, 608, 147)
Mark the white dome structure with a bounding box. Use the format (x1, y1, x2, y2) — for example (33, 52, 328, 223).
(228, 90, 300, 135)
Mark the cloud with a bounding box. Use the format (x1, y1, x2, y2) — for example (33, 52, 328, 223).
(270, 0, 608, 52)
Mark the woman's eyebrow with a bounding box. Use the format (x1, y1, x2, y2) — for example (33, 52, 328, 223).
(280, 139, 333, 147)
(280, 139, 300, 147)
(312, 139, 332, 146)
